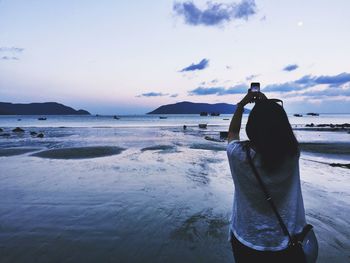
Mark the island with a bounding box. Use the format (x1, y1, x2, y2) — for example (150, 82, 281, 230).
(148, 101, 250, 114)
(0, 102, 90, 115)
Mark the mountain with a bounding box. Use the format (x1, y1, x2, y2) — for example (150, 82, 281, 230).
(0, 102, 90, 115)
(148, 101, 250, 114)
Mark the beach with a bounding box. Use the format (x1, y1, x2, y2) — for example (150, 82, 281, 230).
(0, 114, 349, 263)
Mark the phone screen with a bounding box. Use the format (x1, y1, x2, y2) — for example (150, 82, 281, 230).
(250, 82, 260, 92)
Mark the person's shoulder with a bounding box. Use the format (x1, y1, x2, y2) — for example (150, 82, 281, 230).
(227, 140, 249, 158)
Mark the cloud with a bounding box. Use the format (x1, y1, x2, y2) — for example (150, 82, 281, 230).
(298, 72, 350, 87)
(137, 92, 179, 98)
(264, 82, 300, 92)
(301, 87, 350, 97)
(0, 47, 24, 61)
(173, 0, 257, 27)
(199, 79, 226, 86)
(264, 72, 350, 92)
(180, 58, 209, 72)
(0, 47, 24, 53)
(1, 56, 19, 60)
(283, 64, 298, 72)
(234, 0, 256, 19)
(189, 84, 248, 96)
(189, 86, 223, 95)
(137, 92, 169, 97)
(246, 74, 258, 80)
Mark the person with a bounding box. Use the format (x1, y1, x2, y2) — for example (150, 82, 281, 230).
(226, 90, 318, 262)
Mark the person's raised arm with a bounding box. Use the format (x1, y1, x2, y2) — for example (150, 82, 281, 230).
(227, 91, 267, 143)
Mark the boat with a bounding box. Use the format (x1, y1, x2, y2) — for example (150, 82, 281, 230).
(204, 136, 224, 142)
(200, 112, 208, 116)
(198, 123, 207, 129)
(113, 115, 120, 120)
(210, 112, 220, 116)
(306, 113, 319, 116)
(38, 117, 47, 120)
(159, 116, 167, 119)
(294, 114, 303, 117)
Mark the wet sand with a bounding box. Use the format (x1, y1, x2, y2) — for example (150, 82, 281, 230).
(0, 147, 42, 157)
(31, 146, 125, 159)
(0, 125, 349, 263)
(299, 142, 350, 155)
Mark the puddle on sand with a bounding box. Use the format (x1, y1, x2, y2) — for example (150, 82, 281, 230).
(32, 146, 125, 159)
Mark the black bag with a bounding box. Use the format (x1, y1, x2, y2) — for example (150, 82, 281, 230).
(245, 146, 318, 263)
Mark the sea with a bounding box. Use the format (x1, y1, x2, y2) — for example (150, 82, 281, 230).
(0, 114, 349, 263)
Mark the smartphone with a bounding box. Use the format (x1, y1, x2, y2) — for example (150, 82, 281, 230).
(250, 82, 260, 92)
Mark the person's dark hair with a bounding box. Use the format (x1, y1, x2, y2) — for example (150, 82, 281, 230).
(246, 100, 299, 172)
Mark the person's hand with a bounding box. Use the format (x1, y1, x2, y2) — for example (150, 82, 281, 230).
(238, 91, 257, 106)
(257, 92, 267, 100)
(238, 91, 267, 106)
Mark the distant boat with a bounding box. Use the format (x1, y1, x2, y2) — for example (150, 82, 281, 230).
(200, 112, 208, 116)
(306, 113, 319, 116)
(199, 123, 207, 129)
(113, 115, 120, 120)
(159, 116, 167, 119)
(294, 114, 303, 117)
(223, 118, 230, 120)
(210, 112, 220, 116)
(204, 136, 224, 142)
(38, 117, 47, 120)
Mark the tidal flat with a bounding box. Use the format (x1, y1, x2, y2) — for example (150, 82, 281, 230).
(0, 115, 349, 263)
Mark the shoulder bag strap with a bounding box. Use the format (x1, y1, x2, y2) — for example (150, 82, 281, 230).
(245, 146, 293, 243)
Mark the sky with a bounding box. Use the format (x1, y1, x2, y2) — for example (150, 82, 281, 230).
(0, 0, 350, 114)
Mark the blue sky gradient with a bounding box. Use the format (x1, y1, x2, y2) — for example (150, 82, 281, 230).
(0, 0, 349, 114)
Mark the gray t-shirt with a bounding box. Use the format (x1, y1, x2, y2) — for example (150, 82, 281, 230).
(227, 140, 306, 251)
